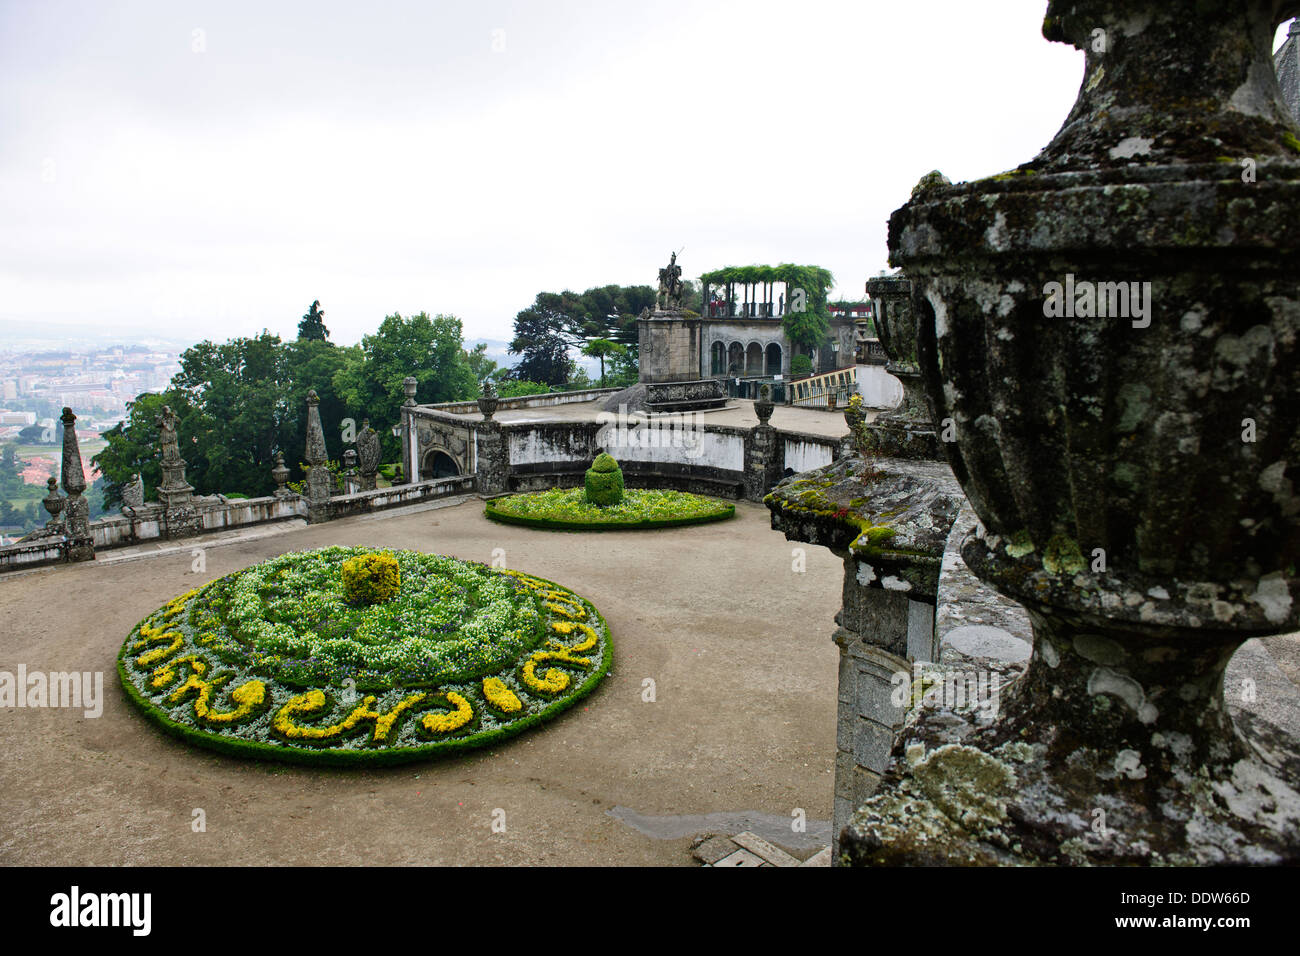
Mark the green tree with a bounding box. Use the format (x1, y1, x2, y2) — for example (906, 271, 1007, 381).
(170, 332, 291, 496)
(464, 343, 512, 385)
(496, 380, 552, 398)
(581, 338, 624, 387)
(334, 312, 477, 460)
(298, 300, 330, 342)
(509, 301, 573, 386)
(92, 391, 184, 508)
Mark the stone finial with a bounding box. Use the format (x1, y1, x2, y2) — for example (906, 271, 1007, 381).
(59, 407, 85, 497)
(271, 451, 291, 498)
(356, 419, 380, 491)
(402, 377, 418, 407)
(304, 388, 332, 517)
(477, 381, 499, 421)
(754, 384, 774, 425)
(58, 407, 93, 560)
(342, 447, 359, 495)
(42, 475, 64, 530)
(304, 390, 327, 467)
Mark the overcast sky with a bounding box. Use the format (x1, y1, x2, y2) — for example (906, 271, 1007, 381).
(1, 2, 1294, 348)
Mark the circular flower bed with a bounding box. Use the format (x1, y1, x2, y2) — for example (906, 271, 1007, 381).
(117, 547, 612, 765)
(484, 487, 735, 531)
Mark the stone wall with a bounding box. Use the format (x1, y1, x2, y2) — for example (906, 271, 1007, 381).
(0, 476, 475, 574)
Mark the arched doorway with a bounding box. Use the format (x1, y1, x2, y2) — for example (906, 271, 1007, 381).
(422, 449, 460, 479)
(727, 342, 744, 375)
(710, 341, 726, 375)
(765, 342, 782, 375)
(745, 342, 763, 375)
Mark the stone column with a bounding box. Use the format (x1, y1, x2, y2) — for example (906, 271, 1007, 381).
(399, 376, 418, 485)
(475, 420, 508, 495)
(767, 457, 963, 858)
(156, 404, 200, 539)
(304, 389, 332, 523)
(845, 1, 1300, 866)
(59, 407, 94, 562)
(743, 387, 782, 500)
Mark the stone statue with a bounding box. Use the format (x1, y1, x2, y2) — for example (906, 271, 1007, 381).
(121, 473, 145, 509)
(657, 251, 683, 310)
(157, 405, 181, 463)
(356, 419, 381, 491)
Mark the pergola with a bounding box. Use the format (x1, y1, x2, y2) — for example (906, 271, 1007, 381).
(699, 263, 834, 320)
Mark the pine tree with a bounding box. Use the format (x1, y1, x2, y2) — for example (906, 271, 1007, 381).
(298, 300, 330, 342)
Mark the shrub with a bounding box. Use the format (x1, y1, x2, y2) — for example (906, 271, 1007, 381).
(584, 453, 624, 506)
(791, 354, 813, 377)
(340, 551, 401, 605)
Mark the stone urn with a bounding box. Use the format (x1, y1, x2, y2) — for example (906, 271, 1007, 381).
(754, 385, 774, 425)
(865, 273, 931, 424)
(271, 452, 292, 498)
(477, 381, 499, 421)
(866, 0, 1300, 864)
(42, 476, 64, 530)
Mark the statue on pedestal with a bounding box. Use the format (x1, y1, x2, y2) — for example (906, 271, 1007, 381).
(657, 251, 683, 311)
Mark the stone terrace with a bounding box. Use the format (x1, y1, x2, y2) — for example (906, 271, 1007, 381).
(0, 495, 842, 865)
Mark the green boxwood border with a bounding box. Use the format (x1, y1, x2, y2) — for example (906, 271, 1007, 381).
(117, 567, 613, 768)
(483, 496, 735, 532)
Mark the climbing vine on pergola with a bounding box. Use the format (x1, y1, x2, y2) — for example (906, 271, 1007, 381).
(698, 264, 835, 349)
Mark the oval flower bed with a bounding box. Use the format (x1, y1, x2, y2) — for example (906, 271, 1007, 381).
(484, 487, 735, 531)
(117, 547, 612, 766)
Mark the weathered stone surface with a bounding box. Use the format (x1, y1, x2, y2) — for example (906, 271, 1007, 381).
(766, 454, 963, 600)
(304, 389, 332, 522)
(59, 407, 93, 562)
(356, 419, 381, 491)
(860, 0, 1300, 866)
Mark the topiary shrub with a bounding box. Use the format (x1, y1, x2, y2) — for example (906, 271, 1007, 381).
(584, 452, 625, 506)
(340, 551, 401, 605)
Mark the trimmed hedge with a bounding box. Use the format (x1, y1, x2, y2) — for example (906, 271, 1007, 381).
(484, 492, 735, 532)
(584, 452, 625, 505)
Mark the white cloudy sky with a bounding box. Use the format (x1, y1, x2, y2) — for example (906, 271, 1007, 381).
(0, 2, 1294, 347)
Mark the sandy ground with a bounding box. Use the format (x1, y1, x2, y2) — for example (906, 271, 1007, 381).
(0, 497, 841, 866)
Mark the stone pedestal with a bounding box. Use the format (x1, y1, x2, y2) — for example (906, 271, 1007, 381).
(638, 307, 727, 412)
(766, 454, 964, 859)
(638, 308, 702, 384)
(475, 420, 509, 495)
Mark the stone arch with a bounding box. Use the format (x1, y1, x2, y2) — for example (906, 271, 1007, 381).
(765, 342, 783, 375)
(745, 341, 764, 375)
(710, 340, 726, 375)
(727, 341, 744, 375)
(421, 447, 462, 479)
